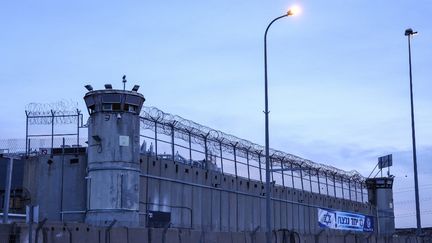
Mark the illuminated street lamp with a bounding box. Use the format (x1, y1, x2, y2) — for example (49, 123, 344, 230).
(404, 28, 422, 238)
(263, 6, 300, 243)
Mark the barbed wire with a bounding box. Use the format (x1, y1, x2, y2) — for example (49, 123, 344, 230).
(22, 101, 364, 182)
(140, 106, 365, 182)
(25, 100, 81, 125)
(0, 138, 87, 156)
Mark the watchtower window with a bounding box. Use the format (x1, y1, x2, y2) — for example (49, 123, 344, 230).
(112, 103, 121, 111)
(102, 104, 112, 111)
(125, 95, 141, 106)
(128, 105, 137, 112)
(102, 94, 121, 103)
(124, 104, 137, 113)
(88, 105, 96, 114)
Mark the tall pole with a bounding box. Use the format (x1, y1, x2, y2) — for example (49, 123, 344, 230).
(264, 14, 288, 243)
(405, 28, 422, 237)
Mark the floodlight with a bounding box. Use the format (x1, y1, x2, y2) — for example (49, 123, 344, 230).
(85, 85, 93, 91)
(287, 5, 301, 16)
(104, 84, 113, 89)
(405, 28, 418, 36)
(132, 85, 140, 92)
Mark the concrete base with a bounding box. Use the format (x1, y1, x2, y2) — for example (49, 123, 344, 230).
(85, 210, 139, 227)
(1, 223, 428, 243)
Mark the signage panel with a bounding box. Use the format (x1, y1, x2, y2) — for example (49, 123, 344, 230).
(378, 154, 393, 169)
(318, 208, 373, 232)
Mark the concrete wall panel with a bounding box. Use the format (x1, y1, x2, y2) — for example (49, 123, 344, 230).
(128, 228, 148, 243)
(221, 174, 230, 232)
(229, 178, 237, 232)
(192, 167, 203, 229)
(164, 228, 180, 243)
(217, 232, 233, 243)
(201, 171, 211, 231)
(308, 194, 315, 234)
(273, 187, 281, 230)
(210, 171, 221, 231)
(287, 189, 293, 230)
(181, 164, 193, 229)
(159, 162, 171, 213)
(109, 227, 128, 243)
(231, 231, 247, 243)
(251, 182, 261, 231)
(260, 184, 266, 231)
(244, 181, 253, 231)
(147, 159, 161, 213)
(237, 179, 245, 231)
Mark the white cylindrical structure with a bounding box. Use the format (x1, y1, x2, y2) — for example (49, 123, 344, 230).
(84, 88, 145, 226)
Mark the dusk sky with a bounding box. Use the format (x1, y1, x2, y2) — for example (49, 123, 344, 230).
(1, 1, 431, 228)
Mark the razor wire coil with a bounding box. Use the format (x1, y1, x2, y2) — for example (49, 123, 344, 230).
(25, 100, 81, 125)
(140, 106, 365, 182)
(24, 101, 364, 182)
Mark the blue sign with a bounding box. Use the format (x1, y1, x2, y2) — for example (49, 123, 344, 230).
(318, 208, 374, 232)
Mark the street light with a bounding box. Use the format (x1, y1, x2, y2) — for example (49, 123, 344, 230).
(404, 28, 422, 238)
(264, 6, 300, 243)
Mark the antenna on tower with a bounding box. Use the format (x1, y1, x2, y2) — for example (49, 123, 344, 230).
(122, 75, 127, 90)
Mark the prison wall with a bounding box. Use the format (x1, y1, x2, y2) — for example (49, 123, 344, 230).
(0, 222, 426, 243)
(139, 154, 376, 237)
(21, 153, 87, 222)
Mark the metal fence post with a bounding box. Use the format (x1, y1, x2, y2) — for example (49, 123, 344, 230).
(25, 111, 29, 156)
(246, 148, 250, 180)
(308, 168, 312, 192)
(280, 158, 285, 187)
(317, 169, 321, 195)
(354, 181, 358, 202)
(233, 143, 238, 177)
(333, 174, 337, 197)
(258, 151, 263, 183)
(171, 125, 175, 162)
(290, 162, 295, 189)
(341, 177, 345, 199)
(204, 134, 209, 165)
(219, 140, 224, 174)
(325, 172, 329, 196)
(300, 163, 304, 191)
(188, 131, 192, 163)
(154, 120, 158, 159)
(76, 109, 80, 153)
(348, 179, 352, 201)
(51, 110, 55, 157)
(270, 155, 274, 183)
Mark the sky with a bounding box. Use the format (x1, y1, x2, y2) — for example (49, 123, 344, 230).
(1, 0, 431, 228)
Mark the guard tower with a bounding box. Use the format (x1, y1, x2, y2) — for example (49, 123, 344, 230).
(83, 82, 145, 227)
(366, 155, 395, 236)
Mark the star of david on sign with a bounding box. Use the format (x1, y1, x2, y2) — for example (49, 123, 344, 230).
(323, 213, 332, 225)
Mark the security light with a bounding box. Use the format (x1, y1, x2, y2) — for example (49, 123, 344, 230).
(85, 85, 93, 91)
(405, 28, 418, 36)
(132, 85, 140, 92)
(105, 84, 113, 89)
(287, 5, 301, 16)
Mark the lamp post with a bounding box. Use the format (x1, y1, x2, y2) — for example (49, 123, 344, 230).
(404, 28, 422, 238)
(264, 7, 299, 243)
